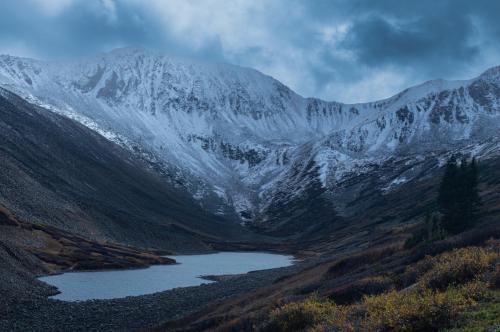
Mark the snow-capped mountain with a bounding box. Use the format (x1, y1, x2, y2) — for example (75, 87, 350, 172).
(1, 48, 499, 231)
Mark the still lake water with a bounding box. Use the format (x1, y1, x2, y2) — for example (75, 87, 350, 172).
(38, 252, 294, 301)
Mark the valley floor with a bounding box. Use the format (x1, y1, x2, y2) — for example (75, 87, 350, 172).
(2, 125, 500, 331)
(0, 205, 303, 331)
(0, 254, 304, 331)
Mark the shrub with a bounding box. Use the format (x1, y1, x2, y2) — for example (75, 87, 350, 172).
(265, 298, 352, 332)
(328, 275, 394, 304)
(444, 290, 500, 332)
(492, 264, 500, 289)
(359, 283, 483, 332)
(417, 247, 498, 290)
(402, 254, 436, 286)
(403, 246, 499, 290)
(265, 281, 488, 332)
(265, 243, 499, 332)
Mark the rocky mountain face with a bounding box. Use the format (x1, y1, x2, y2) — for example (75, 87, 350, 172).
(1, 48, 499, 235)
(0, 87, 256, 251)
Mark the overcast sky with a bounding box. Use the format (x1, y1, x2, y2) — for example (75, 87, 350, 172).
(2, 0, 500, 103)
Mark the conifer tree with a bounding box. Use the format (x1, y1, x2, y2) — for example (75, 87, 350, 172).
(438, 157, 458, 229)
(438, 156, 480, 234)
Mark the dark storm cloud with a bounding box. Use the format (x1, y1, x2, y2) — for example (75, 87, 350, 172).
(0, 1, 154, 58)
(297, 0, 500, 100)
(341, 15, 479, 70)
(1, 0, 500, 102)
(0, 0, 224, 61)
(314, 0, 493, 78)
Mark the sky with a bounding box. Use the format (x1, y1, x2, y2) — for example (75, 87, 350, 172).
(1, 0, 500, 103)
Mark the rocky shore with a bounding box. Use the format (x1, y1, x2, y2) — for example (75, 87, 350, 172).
(0, 203, 307, 331)
(1, 261, 301, 331)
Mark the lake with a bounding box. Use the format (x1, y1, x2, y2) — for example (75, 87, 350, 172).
(38, 252, 294, 301)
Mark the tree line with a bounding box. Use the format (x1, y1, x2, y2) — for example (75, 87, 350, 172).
(406, 156, 480, 248)
(438, 157, 480, 234)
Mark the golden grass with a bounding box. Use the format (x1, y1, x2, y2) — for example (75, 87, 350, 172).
(404, 247, 499, 290)
(265, 243, 500, 332)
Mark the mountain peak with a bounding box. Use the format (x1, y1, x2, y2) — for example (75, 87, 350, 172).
(1, 51, 500, 225)
(107, 46, 148, 55)
(478, 65, 500, 82)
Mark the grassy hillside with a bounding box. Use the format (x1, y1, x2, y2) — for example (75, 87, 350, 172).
(157, 224, 499, 331)
(265, 242, 499, 331)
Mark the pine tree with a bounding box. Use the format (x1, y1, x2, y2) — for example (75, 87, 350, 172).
(438, 157, 458, 232)
(438, 156, 480, 234)
(464, 157, 480, 228)
(468, 157, 480, 206)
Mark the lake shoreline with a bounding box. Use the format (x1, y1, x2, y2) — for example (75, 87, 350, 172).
(38, 252, 294, 301)
(1, 256, 305, 331)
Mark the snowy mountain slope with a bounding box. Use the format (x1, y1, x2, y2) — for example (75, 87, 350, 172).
(1, 48, 500, 232)
(0, 87, 255, 250)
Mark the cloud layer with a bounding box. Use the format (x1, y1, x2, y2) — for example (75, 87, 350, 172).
(1, 0, 500, 102)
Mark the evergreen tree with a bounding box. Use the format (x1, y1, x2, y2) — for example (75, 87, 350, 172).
(438, 156, 480, 234)
(438, 157, 458, 228)
(429, 214, 445, 241)
(467, 157, 480, 206)
(405, 212, 444, 249)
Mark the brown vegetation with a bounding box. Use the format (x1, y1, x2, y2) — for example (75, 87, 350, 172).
(0, 205, 174, 273)
(263, 242, 500, 332)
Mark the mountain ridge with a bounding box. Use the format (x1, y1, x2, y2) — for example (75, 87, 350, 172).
(0, 86, 259, 249)
(1, 48, 499, 233)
